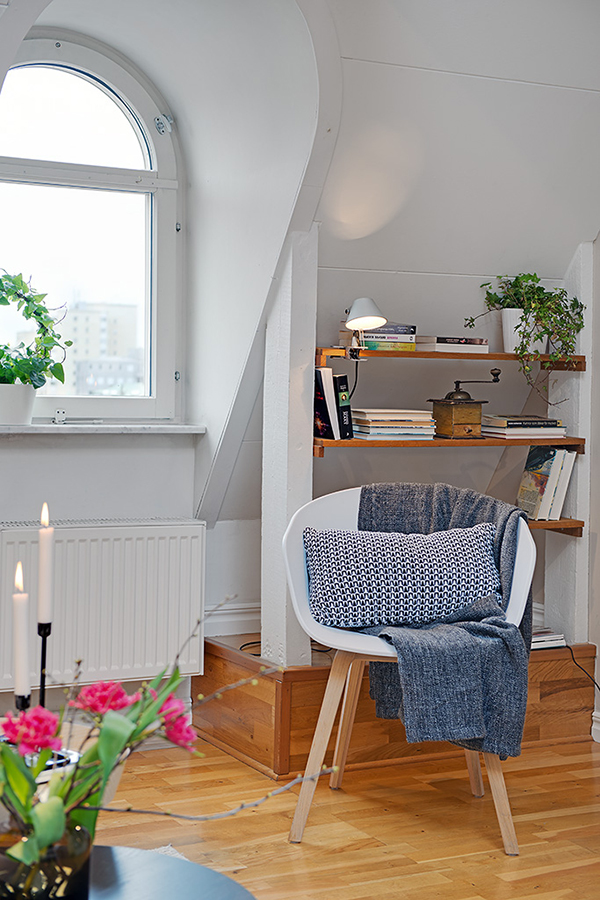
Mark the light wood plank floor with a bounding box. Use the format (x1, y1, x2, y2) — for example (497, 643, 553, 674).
(96, 737, 600, 900)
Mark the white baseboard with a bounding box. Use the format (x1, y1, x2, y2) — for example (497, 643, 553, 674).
(204, 599, 261, 636)
(592, 712, 600, 743)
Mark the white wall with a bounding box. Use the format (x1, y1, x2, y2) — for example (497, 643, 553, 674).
(312, 3, 600, 603)
(0, 0, 325, 634)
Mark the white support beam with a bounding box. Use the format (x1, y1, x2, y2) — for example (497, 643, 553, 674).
(261, 226, 318, 666)
(544, 242, 593, 643)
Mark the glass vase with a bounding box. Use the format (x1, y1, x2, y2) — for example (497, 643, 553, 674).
(0, 823, 91, 899)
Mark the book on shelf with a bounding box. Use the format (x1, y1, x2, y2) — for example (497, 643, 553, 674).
(531, 627, 566, 649)
(353, 425, 436, 435)
(415, 336, 489, 353)
(481, 426, 567, 438)
(354, 431, 435, 440)
(361, 340, 417, 352)
(352, 408, 434, 421)
(313, 367, 340, 440)
(354, 321, 417, 335)
(417, 345, 490, 353)
(482, 414, 563, 428)
(548, 450, 577, 520)
(333, 373, 353, 439)
(362, 331, 416, 342)
(337, 321, 417, 346)
(537, 450, 567, 519)
(516, 446, 566, 519)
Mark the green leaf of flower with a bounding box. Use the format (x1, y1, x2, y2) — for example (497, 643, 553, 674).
(0, 745, 36, 808)
(31, 796, 66, 851)
(6, 833, 40, 866)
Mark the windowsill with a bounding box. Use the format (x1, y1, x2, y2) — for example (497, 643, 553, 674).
(0, 423, 206, 435)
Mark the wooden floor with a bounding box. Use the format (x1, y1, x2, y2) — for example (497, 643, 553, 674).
(95, 736, 600, 900)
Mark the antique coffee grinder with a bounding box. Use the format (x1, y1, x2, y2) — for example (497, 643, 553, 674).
(428, 368, 501, 438)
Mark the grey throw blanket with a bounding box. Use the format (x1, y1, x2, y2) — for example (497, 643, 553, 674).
(359, 482, 531, 759)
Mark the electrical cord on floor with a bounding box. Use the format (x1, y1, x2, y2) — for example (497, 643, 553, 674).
(239, 640, 262, 656)
(239, 639, 333, 659)
(566, 644, 600, 694)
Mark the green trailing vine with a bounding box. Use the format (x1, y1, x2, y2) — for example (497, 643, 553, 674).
(0, 271, 72, 388)
(465, 273, 585, 393)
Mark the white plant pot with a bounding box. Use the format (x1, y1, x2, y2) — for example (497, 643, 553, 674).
(501, 308, 548, 355)
(0, 383, 36, 425)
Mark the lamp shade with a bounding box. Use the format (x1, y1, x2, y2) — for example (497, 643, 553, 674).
(344, 297, 387, 331)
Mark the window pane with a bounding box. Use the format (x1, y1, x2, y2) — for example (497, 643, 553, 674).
(0, 66, 146, 168)
(0, 182, 148, 398)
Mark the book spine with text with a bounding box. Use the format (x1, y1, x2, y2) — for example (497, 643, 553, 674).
(333, 373, 353, 439)
(313, 369, 335, 439)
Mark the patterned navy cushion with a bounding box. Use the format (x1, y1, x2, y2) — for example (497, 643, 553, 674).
(303, 523, 501, 628)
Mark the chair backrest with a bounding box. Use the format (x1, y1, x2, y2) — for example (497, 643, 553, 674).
(282, 487, 536, 653)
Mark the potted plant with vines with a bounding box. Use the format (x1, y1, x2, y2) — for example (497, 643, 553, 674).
(0, 271, 72, 424)
(465, 273, 585, 392)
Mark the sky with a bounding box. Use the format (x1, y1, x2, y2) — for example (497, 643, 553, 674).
(0, 65, 147, 394)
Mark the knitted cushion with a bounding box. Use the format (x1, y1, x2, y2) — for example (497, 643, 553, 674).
(303, 522, 501, 628)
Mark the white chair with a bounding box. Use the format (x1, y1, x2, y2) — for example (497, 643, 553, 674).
(282, 487, 536, 855)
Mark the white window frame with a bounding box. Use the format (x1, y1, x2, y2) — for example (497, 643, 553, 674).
(0, 32, 181, 421)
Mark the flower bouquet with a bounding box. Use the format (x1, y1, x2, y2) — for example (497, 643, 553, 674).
(0, 665, 193, 899)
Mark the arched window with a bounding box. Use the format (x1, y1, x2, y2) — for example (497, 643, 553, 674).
(0, 35, 180, 419)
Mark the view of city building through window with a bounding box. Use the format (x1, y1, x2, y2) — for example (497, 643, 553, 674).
(0, 65, 150, 399)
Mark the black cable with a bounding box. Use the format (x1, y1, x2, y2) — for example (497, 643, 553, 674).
(349, 359, 360, 400)
(239, 640, 262, 656)
(566, 644, 600, 693)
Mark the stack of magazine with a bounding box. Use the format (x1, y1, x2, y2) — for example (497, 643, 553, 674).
(415, 335, 489, 353)
(516, 445, 577, 520)
(351, 409, 435, 439)
(337, 321, 417, 351)
(481, 413, 566, 439)
(531, 627, 566, 649)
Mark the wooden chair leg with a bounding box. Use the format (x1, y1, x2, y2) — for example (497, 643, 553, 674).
(464, 749, 484, 797)
(483, 752, 519, 856)
(329, 659, 365, 789)
(289, 650, 356, 843)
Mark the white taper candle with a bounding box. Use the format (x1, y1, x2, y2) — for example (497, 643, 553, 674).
(13, 562, 31, 698)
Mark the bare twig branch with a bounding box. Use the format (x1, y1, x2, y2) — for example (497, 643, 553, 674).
(85, 767, 335, 822)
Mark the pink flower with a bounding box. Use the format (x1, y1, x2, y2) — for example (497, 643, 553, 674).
(69, 681, 137, 715)
(159, 694, 185, 724)
(164, 716, 197, 752)
(2, 706, 61, 757)
(159, 694, 196, 751)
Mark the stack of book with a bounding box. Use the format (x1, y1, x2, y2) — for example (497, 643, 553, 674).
(481, 413, 566, 439)
(516, 445, 577, 520)
(338, 322, 416, 351)
(351, 409, 436, 440)
(531, 627, 566, 649)
(415, 335, 489, 353)
(313, 367, 354, 440)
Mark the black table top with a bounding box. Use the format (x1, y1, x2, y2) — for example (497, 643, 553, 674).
(90, 845, 256, 899)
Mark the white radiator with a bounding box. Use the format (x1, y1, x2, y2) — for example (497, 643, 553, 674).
(0, 518, 205, 690)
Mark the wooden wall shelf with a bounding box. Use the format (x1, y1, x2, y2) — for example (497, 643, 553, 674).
(528, 518, 584, 537)
(313, 346, 587, 537)
(314, 435, 586, 456)
(316, 346, 587, 370)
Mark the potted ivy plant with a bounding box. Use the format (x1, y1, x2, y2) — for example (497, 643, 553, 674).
(0, 271, 71, 424)
(465, 273, 585, 389)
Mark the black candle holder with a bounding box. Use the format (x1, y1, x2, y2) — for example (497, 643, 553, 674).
(38, 622, 52, 708)
(15, 694, 31, 711)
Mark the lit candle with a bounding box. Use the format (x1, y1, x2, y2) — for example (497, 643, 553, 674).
(38, 502, 54, 624)
(13, 562, 31, 698)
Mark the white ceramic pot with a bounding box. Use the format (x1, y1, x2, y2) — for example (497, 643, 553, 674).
(0, 384, 36, 425)
(501, 308, 548, 355)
